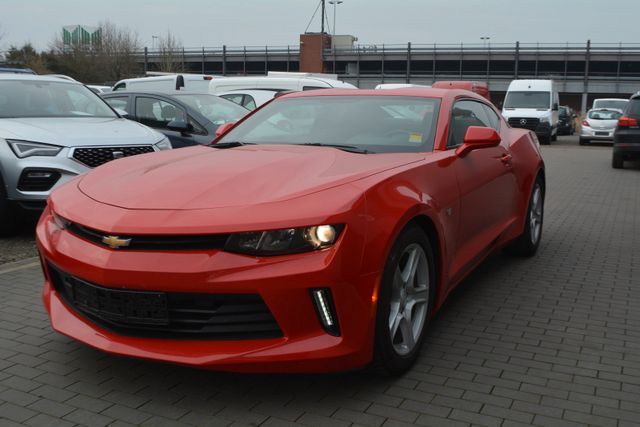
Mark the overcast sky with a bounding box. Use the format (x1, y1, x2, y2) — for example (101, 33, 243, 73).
(1, 0, 638, 51)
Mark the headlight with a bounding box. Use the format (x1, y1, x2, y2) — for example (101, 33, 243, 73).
(154, 137, 172, 151)
(539, 118, 551, 125)
(7, 140, 62, 158)
(51, 211, 70, 230)
(225, 224, 344, 256)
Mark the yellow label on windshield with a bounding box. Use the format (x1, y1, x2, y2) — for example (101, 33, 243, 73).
(409, 133, 423, 143)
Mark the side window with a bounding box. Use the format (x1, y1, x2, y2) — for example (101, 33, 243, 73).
(105, 97, 129, 113)
(113, 83, 126, 91)
(302, 86, 327, 91)
(242, 95, 256, 110)
(220, 94, 243, 106)
(481, 104, 500, 130)
(135, 97, 185, 129)
(448, 100, 492, 148)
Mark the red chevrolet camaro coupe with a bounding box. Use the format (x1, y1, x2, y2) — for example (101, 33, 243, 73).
(37, 88, 545, 374)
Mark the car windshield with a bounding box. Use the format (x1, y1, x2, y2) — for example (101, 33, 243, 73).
(587, 110, 622, 120)
(172, 93, 248, 125)
(0, 79, 117, 118)
(593, 100, 628, 111)
(559, 106, 568, 116)
(217, 96, 441, 153)
(504, 91, 550, 109)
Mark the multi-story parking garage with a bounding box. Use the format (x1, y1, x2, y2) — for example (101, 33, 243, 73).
(139, 36, 640, 112)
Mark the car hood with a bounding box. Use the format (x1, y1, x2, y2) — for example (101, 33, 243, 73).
(78, 144, 423, 210)
(0, 117, 163, 147)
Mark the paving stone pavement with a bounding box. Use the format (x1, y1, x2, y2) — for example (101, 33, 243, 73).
(0, 137, 639, 427)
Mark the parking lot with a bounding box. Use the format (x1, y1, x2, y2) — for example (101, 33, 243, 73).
(0, 135, 639, 427)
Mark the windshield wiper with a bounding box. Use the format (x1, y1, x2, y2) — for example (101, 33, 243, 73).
(211, 141, 255, 149)
(298, 143, 373, 154)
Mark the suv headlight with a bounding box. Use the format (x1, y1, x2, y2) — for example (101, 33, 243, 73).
(225, 225, 344, 256)
(154, 137, 172, 151)
(7, 140, 62, 158)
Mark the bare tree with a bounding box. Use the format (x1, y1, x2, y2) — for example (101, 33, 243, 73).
(157, 30, 184, 73)
(97, 21, 141, 81)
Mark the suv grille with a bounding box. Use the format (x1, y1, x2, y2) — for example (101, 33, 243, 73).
(47, 263, 283, 340)
(508, 117, 540, 131)
(73, 146, 154, 168)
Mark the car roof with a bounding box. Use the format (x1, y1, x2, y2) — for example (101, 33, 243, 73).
(0, 74, 82, 84)
(277, 87, 485, 102)
(104, 90, 220, 96)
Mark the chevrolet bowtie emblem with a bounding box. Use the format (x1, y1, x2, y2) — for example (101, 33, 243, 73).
(102, 235, 132, 249)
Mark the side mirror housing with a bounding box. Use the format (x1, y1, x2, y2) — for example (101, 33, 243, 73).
(167, 119, 189, 132)
(215, 121, 236, 138)
(552, 103, 559, 111)
(455, 126, 501, 157)
(115, 108, 129, 118)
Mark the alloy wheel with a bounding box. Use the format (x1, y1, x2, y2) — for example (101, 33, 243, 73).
(388, 243, 429, 356)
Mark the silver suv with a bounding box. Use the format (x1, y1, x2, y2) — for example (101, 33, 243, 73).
(0, 74, 171, 235)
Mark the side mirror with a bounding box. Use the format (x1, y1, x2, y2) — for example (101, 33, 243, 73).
(455, 126, 501, 157)
(167, 119, 189, 132)
(215, 122, 236, 138)
(552, 103, 559, 111)
(115, 108, 129, 118)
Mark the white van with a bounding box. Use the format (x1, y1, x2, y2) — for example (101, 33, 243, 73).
(502, 79, 560, 144)
(112, 74, 215, 93)
(207, 73, 357, 94)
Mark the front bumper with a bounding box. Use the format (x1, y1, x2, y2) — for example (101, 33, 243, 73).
(36, 206, 378, 373)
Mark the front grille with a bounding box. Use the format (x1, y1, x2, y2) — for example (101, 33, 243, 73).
(508, 117, 540, 131)
(17, 169, 61, 192)
(66, 222, 230, 251)
(47, 263, 283, 340)
(72, 146, 154, 168)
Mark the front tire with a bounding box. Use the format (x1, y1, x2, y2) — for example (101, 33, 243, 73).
(579, 138, 588, 146)
(504, 177, 544, 257)
(373, 224, 435, 375)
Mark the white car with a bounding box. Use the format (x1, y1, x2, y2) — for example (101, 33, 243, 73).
(0, 74, 171, 235)
(579, 108, 623, 145)
(217, 89, 281, 110)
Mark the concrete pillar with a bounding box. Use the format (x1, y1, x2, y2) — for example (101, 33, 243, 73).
(581, 40, 591, 113)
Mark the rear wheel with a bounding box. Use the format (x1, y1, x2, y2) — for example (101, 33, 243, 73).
(373, 224, 435, 375)
(612, 153, 624, 169)
(504, 177, 544, 257)
(579, 138, 588, 146)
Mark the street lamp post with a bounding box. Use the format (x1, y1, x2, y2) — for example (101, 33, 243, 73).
(152, 35, 159, 50)
(328, 0, 343, 36)
(480, 36, 490, 49)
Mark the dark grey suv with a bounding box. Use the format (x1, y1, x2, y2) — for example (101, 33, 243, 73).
(612, 93, 640, 169)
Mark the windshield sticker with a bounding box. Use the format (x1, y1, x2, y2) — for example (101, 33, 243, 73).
(409, 133, 423, 143)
